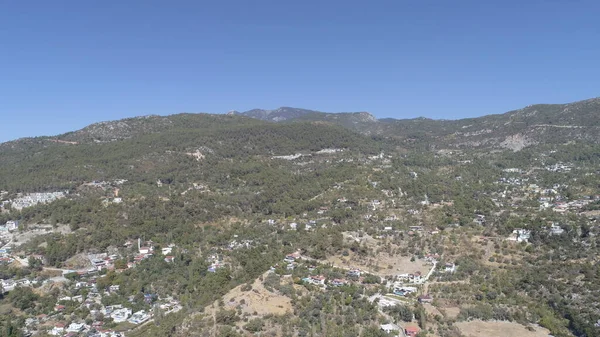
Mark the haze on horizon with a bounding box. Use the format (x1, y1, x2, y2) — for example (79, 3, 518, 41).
(1, 1, 599, 143)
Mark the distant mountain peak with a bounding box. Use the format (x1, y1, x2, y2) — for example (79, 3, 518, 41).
(235, 107, 378, 124)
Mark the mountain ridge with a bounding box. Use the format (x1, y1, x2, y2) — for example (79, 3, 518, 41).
(2, 97, 599, 148)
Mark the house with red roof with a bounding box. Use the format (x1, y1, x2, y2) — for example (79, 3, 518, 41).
(405, 326, 420, 337)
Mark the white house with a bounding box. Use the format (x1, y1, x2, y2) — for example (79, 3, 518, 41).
(509, 229, 531, 243)
(128, 310, 151, 324)
(308, 275, 326, 285)
(380, 323, 400, 334)
(49, 324, 65, 336)
(444, 263, 456, 273)
(111, 308, 132, 323)
(549, 223, 565, 235)
(66, 322, 85, 333)
(5, 221, 17, 231)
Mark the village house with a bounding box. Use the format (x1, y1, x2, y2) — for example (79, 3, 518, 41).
(418, 294, 434, 303)
(405, 326, 421, 337)
(0, 256, 14, 265)
(330, 279, 348, 287)
(380, 323, 400, 334)
(444, 262, 456, 273)
(284, 252, 301, 263)
(111, 308, 132, 323)
(308, 275, 326, 285)
(509, 229, 531, 243)
(347, 269, 361, 277)
(425, 253, 439, 263)
(549, 223, 565, 235)
(50, 323, 65, 336)
(139, 246, 152, 254)
(66, 322, 86, 333)
(393, 286, 417, 296)
(410, 271, 423, 283)
(128, 310, 151, 324)
(384, 215, 398, 222)
(4, 221, 18, 231)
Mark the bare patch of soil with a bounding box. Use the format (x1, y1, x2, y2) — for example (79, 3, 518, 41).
(455, 320, 551, 337)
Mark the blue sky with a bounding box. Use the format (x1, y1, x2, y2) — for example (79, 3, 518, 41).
(1, 0, 599, 142)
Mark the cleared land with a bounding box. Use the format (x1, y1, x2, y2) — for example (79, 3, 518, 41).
(326, 250, 429, 277)
(441, 306, 461, 319)
(423, 303, 443, 317)
(205, 272, 292, 317)
(13, 224, 71, 246)
(455, 320, 551, 337)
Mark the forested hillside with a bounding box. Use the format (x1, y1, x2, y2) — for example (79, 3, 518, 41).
(1, 98, 600, 337)
(0, 115, 382, 192)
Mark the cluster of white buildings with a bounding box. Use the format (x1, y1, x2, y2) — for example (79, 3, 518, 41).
(89, 253, 120, 271)
(2, 278, 37, 293)
(7, 191, 66, 210)
(49, 322, 87, 335)
(397, 272, 423, 284)
(545, 162, 573, 172)
(228, 239, 253, 250)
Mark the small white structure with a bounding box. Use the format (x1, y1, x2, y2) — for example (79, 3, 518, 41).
(509, 229, 531, 243)
(549, 223, 564, 235)
(66, 323, 85, 333)
(5, 221, 18, 231)
(444, 263, 456, 273)
(380, 323, 400, 334)
(49, 325, 65, 336)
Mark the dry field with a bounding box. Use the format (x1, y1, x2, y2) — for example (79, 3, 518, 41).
(423, 303, 443, 317)
(441, 306, 461, 319)
(12, 223, 71, 247)
(325, 250, 430, 277)
(204, 272, 292, 317)
(455, 320, 551, 337)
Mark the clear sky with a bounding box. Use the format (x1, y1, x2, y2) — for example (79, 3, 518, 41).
(1, 0, 599, 142)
